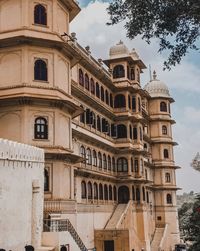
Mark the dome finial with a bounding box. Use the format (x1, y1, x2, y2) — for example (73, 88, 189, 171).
(153, 70, 157, 80)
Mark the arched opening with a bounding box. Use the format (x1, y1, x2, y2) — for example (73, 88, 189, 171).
(164, 149, 169, 158)
(34, 59, 47, 81)
(97, 116, 101, 131)
(109, 185, 113, 200)
(113, 186, 117, 201)
(79, 69, 84, 86)
(131, 68, 135, 80)
(104, 184, 108, 200)
(105, 90, 109, 105)
(90, 78, 95, 94)
(44, 168, 49, 191)
(133, 127, 137, 140)
(165, 173, 171, 182)
(93, 150, 97, 166)
(160, 101, 167, 112)
(96, 82, 100, 98)
(85, 74, 89, 90)
(117, 124, 127, 138)
(34, 4, 47, 25)
(162, 125, 168, 135)
(117, 157, 128, 172)
(80, 146, 86, 160)
(108, 155, 111, 171)
(81, 181, 87, 199)
(88, 182, 93, 199)
(34, 117, 48, 139)
(80, 105, 85, 123)
(132, 186, 135, 200)
(99, 184, 103, 200)
(110, 93, 113, 107)
(101, 86, 105, 101)
(98, 152, 102, 169)
(86, 148, 92, 165)
(94, 183, 98, 199)
(114, 94, 126, 108)
(113, 65, 125, 78)
(167, 194, 172, 204)
(136, 187, 140, 202)
(118, 186, 130, 203)
(103, 154, 107, 170)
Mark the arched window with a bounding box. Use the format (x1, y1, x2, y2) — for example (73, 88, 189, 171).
(88, 182, 93, 199)
(142, 187, 146, 201)
(138, 97, 141, 112)
(105, 90, 109, 105)
(112, 157, 116, 172)
(108, 156, 111, 171)
(92, 112, 96, 129)
(90, 78, 95, 94)
(113, 186, 117, 201)
(81, 181, 87, 199)
(129, 125, 133, 139)
(34, 117, 48, 139)
(160, 101, 167, 112)
(94, 183, 98, 199)
(34, 4, 47, 25)
(103, 154, 107, 170)
(79, 69, 84, 86)
(117, 157, 128, 172)
(97, 116, 101, 131)
(131, 68, 135, 80)
(34, 59, 47, 81)
(86, 148, 92, 165)
(131, 158, 134, 172)
(137, 69, 140, 82)
(165, 173, 171, 183)
(128, 95, 131, 109)
(99, 184, 103, 200)
(164, 149, 169, 159)
(139, 127, 143, 141)
(132, 186, 135, 200)
(104, 185, 108, 200)
(136, 187, 140, 202)
(132, 97, 136, 111)
(133, 127, 138, 140)
(166, 194, 172, 204)
(144, 143, 147, 151)
(101, 86, 104, 101)
(113, 65, 125, 78)
(134, 158, 139, 172)
(140, 158, 144, 174)
(98, 152, 102, 169)
(109, 185, 113, 200)
(117, 124, 127, 138)
(80, 146, 86, 159)
(44, 168, 49, 191)
(114, 94, 126, 108)
(85, 74, 89, 90)
(162, 125, 168, 135)
(110, 94, 113, 107)
(93, 150, 97, 166)
(96, 82, 100, 98)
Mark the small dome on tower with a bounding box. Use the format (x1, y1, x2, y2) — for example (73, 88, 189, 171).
(144, 71, 170, 98)
(109, 40, 129, 58)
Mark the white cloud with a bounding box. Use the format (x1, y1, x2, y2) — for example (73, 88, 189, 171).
(71, 1, 200, 193)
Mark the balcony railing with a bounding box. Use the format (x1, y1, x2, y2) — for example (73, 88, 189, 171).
(44, 199, 76, 213)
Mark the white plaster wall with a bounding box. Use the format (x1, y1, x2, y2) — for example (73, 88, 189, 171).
(0, 139, 44, 251)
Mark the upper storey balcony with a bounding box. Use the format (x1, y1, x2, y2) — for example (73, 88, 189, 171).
(103, 41, 146, 89)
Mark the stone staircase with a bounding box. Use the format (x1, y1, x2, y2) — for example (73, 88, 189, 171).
(150, 227, 165, 251)
(43, 219, 87, 251)
(105, 204, 128, 229)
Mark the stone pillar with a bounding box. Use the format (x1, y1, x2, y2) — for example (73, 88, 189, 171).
(31, 179, 43, 249)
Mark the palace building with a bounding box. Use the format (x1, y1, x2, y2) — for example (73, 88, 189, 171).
(0, 1, 180, 251)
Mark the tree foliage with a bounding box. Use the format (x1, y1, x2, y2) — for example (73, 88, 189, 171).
(107, 0, 200, 69)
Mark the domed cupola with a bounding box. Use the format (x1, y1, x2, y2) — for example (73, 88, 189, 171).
(109, 40, 129, 59)
(144, 71, 171, 98)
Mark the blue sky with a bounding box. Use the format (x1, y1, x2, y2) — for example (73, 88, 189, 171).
(72, 0, 200, 193)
